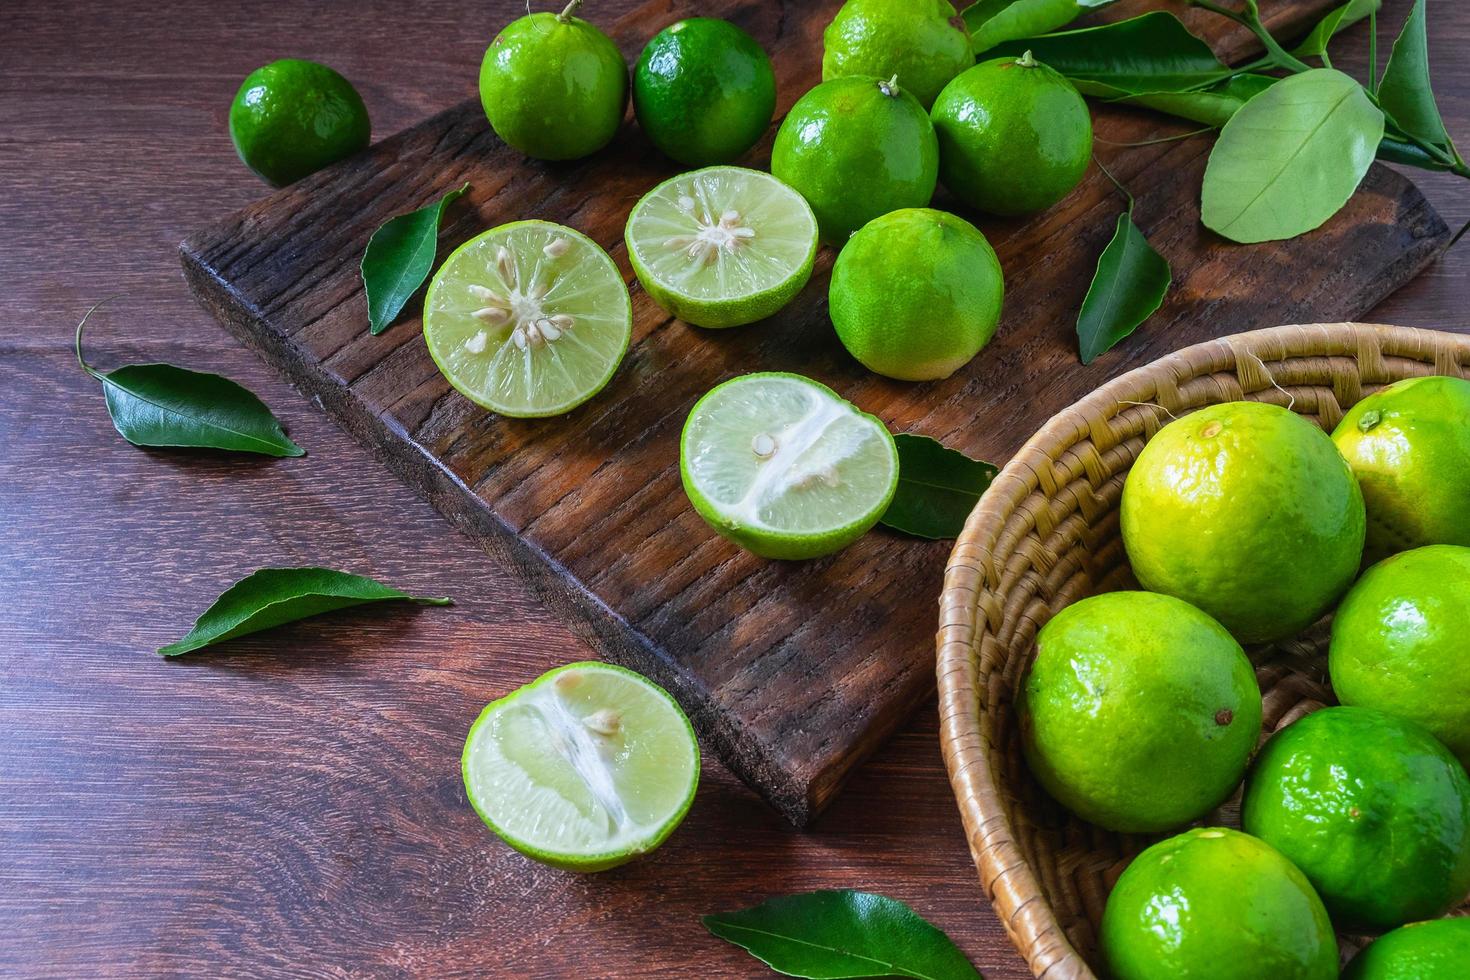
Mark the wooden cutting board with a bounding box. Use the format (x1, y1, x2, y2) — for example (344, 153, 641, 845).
(180, 0, 1449, 825)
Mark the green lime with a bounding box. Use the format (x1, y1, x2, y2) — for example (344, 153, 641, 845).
(1102, 828, 1339, 980)
(821, 0, 973, 110)
(1242, 706, 1470, 932)
(462, 661, 699, 872)
(632, 18, 776, 167)
(931, 52, 1092, 217)
(771, 75, 939, 246)
(828, 208, 1002, 381)
(423, 220, 631, 418)
(478, 3, 628, 161)
(679, 373, 898, 560)
(1333, 375, 1470, 562)
(625, 167, 818, 329)
(1018, 591, 1261, 833)
(1331, 545, 1470, 770)
(1121, 401, 1366, 645)
(1346, 918, 1470, 979)
(228, 59, 370, 187)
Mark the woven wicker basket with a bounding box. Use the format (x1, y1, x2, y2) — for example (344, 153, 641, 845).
(937, 322, 1470, 979)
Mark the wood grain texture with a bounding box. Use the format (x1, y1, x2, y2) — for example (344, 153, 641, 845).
(180, 0, 1448, 825)
(1, 0, 1466, 977)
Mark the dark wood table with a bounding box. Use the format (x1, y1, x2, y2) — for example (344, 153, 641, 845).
(3, 2, 1465, 976)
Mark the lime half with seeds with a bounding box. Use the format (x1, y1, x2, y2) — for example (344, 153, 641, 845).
(462, 661, 700, 872)
(626, 167, 819, 329)
(424, 221, 632, 418)
(680, 372, 899, 559)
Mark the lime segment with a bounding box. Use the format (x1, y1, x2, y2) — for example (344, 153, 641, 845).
(462, 661, 700, 872)
(680, 373, 899, 559)
(626, 167, 819, 328)
(424, 221, 632, 417)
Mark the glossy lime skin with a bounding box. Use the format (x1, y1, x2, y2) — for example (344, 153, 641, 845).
(829, 208, 1001, 381)
(1243, 706, 1470, 933)
(772, 76, 938, 246)
(633, 18, 776, 167)
(1345, 918, 1470, 979)
(931, 55, 1092, 216)
(1331, 546, 1470, 770)
(1121, 401, 1366, 645)
(1102, 827, 1338, 980)
(478, 12, 628, 161)
(1333, 376, 1470, 563)
(228, 59, 370, 187)
(1018, 592, 1262, 833)
(821, 0, 973, 110)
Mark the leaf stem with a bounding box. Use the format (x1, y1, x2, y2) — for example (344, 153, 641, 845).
(1450, 217, 1470, 250)
(1093, 156, 1135, 209)
(1097, 126, 1216, 148)
(74, 300, 110, 380)
(1368, 10, 1379, 95)
(557, 0, 583, 21)
(1190, 0, 1314, 73)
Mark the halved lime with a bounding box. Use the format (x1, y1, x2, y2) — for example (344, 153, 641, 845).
(461, 661, 700, 872)
(625, 167, 819, 329)
(680, 372, 899, 559)
(424, 221, 632, 417)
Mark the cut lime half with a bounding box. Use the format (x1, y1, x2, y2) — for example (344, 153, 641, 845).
(626, 166, 819, 329)
(462, 661, 700, 872)
(680, 372, 899, 559)
(424, 221, 632, 417)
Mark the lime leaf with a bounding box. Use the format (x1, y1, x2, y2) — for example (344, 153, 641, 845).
(1112, 73, 1277, 128)
(1077, 208, 1171, 364)
(159, 567, 451, 655)
(1378, 0, 1454, 154)
(1201, 68, 1384, 244)
(986, 13, 1228, 95)
(703, 890, 982, 979)
(75, 303, 303, 457)
(362, 183, 469, 335)
(1292, 0, 1380, 59)
(963, 0, 1117, 56)
(880, 434, 996, 540)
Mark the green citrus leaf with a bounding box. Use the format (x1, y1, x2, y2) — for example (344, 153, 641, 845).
(1201, 68, 1384, 244)
(159, 567, 452, 656)
(1111, 73, 1277, 128)
(362, 183, 469, 335)
(963, 0, 1117, 57)
(986, 13, 1228, 95)
(703, 890, 982, 980)
(75, 304, 303, 457)
(1377, 0, 1453, 153)
(879, 434, 997, 540)
(1077, 208, 1171, 365)
(1292, 0, 1380, 58)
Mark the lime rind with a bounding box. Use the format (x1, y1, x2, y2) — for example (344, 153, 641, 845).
(462, 661, 700, 873)
(680, 372, 899, 559)
(626, 167, 819, 329)
(424, 221, 632, 418)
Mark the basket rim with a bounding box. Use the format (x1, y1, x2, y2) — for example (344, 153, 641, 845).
(935, 321, 1470, 980)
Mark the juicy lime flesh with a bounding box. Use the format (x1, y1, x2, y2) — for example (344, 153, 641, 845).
(462, 662, 699, 870)
(681, 373, 898, 558)
(627, 167, 817, 328)
(424, 221, 631, 417)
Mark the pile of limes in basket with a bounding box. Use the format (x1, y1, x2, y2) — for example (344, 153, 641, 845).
(1015, 377, 1470, 978)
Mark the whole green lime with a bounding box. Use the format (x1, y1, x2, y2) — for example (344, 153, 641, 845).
(1121, 401, 1366, 645)
(931, 52, 1092, 217)
(229, 59, 370, 187)
(478, 5, 628, 161)
(1331, 545, 1470, 769)
(1018, 591, 1261, 833)
(1101, 827, 1338, 980)
(821, 0, 973, 110)
(1333, 375, 1470, 562)
(1242, 706, 1470, 932)
(1345, 918, 1470, 979)
(633, 18, 776, 167)
(771, 76, 938, 246)
(828, 208, 1001, 381)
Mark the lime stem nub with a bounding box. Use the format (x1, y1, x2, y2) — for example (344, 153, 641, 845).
(557, 0, 583, 22)
(1016, 49, 1038, 68)
(878, 75, 901, 98)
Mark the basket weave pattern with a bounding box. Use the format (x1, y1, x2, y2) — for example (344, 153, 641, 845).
(937, 324, 1470, 979)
